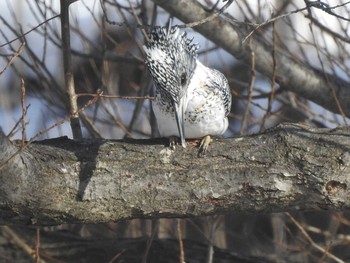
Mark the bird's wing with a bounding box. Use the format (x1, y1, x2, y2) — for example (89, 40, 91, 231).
(206, 69, 232, 116)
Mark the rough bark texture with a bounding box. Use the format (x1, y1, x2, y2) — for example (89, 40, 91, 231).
(1, 123, 350, 225)
(152, 0, 350, 117)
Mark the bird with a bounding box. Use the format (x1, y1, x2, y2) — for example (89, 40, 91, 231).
(143, 25, 231, 155)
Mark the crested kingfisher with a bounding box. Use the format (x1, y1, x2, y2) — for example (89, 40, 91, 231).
(143, 25, 231, 155)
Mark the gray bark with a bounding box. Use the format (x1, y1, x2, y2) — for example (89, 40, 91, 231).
(152, 0, 350, 117)
(0, 123, 349, 225)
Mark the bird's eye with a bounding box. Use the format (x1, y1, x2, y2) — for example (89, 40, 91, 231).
(180, 73, 187, 86)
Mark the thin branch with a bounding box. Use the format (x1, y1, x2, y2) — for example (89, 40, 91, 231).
(305, 0, 350, 22)
(177, 219, 185, 263)
(108, 250, 125, 263)
(0, 91, 103, 171)
(60, 0, 82, 139)
(0, 15, 59, 48)
(259, 21, 277, 131)
(142, 219, 159, 263)
(20, 79, 27, 147)
(307, 11, 348, 126)
(179, 0, 234, 28)
(240, 38, 255, 135)
(80, 111, 103, 138)
(183, 0, 234, 29)
(1, 226, 46, 263)
(127, 0, 148, 39)
(75, 92, 154, 100)
(0, 42, 25, 75)
(101, 98, 133, 138)
(242, 5, 309, 43)
(286, 213, 345, 263)
(35, 227, 41, 263)
(6, 105, 30, 139)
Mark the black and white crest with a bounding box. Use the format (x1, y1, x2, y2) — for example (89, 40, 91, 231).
(143, 26, 199, 102)
(146, 26, 199, 58)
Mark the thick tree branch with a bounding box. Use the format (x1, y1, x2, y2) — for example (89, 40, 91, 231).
(152, 0, 350, 117)
(0, 123, 350, 225)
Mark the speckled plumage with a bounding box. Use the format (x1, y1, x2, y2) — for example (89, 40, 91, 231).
(143, 26, 231, 152)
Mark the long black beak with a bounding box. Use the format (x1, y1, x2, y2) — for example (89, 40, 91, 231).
(173, 98, 186, 148)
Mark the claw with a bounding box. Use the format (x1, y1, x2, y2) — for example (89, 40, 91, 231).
(198, 135, 212, 156)
(169, 136, 179, 150)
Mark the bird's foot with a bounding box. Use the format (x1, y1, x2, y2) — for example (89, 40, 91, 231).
(169, 136, 187, 149)
(198, 135, 212, 157)
(169, 136, 179, 150)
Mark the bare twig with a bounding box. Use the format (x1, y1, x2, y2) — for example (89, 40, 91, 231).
(20, 79, 27, 147)
(259, 21, 277, 131)
(286, 213, 345, 263)
(177, 219, 185, 263)
(7, 105, 30, 139)
(101, 99, 133, 138)
(0, 91, 103, 171)
(0, 15, 59, 48)
(0, 42, 25, 75)
(35, 227, 41, 263)
(75, 92, 154, 100)
(206, 219, 215, 263)
(127, 0, 148, 39)
(305, 0, 350, 21)
(1, 226, 46, 263)
(307, 11, 348, 126)
(184, 0, 234, 29)
(142, 219, 159, 263)
(240, 38, 255, 134)
(108, 250, 125, 263)
(80, 111, 103, 138)
(242, 5, 309, 43)
(242, 1, 350, 44)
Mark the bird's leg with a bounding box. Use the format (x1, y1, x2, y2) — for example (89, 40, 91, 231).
(198, 135, 212, 156)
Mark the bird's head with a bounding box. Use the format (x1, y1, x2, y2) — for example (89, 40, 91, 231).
(143, 26, 199, 147)
(143, 26, 198, 101)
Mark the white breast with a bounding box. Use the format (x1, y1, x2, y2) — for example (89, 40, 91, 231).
(152, 60, 229, 139)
